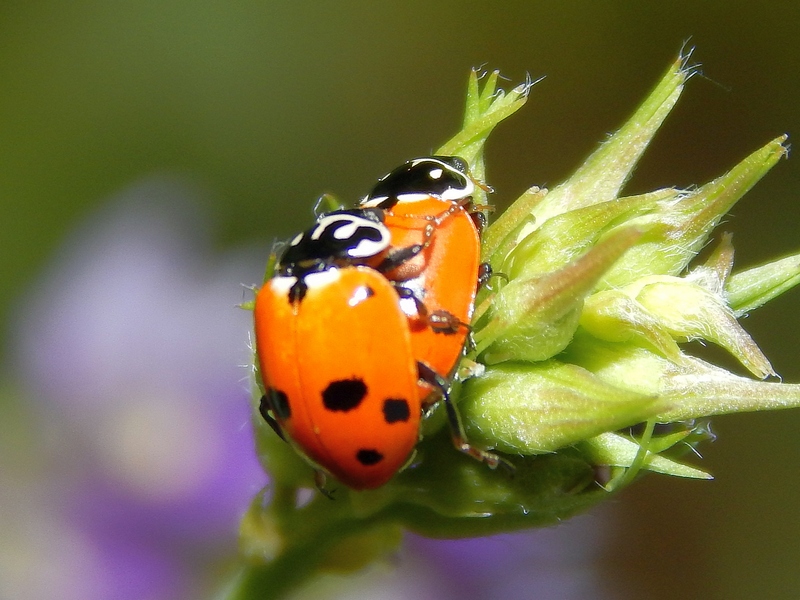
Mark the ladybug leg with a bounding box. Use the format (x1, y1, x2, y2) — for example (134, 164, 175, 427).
(375, 243, 425, 273)
(416, 362, 514, 473)
(376, 221, 438, 275)
(468, 209, 488, 233)
(472, 175, 494, 195)
(395, 286, 470, 334)
(313, 470, 336, 500)
(427, 309, 470, 335)
(464, 330, 478, 353)
(465, 194, 494, 233)
(258, 394, 286, 442)
(477, 262, 493, 287)
(429, 203, 460, 226)
(478, 262, 509, 291)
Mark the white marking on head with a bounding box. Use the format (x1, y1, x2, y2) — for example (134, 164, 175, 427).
(309, 214, 351, 240)
(394, 192, 432, 203)
(429, 168, 443, 180)
(305, 213, 390, 258)
(360, 195, 387, 208)
(289, 233, 303, 246)
(409, 158, 432, 167)
(440, 177, 474, 200)
(311, 214, 386, 242)
(331, 219, 361, 240)
(349, 238, 384, 259)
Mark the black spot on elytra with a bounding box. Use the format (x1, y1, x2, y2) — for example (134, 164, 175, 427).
(267, 387, 291, 420)
(356, 449, 384, 465)
(383, 398, 410, 423)
(322, 378, 367, 412)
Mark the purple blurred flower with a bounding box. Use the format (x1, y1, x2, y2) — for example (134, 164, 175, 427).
(11, 176, 266, 599)
(7, 175, 615, 599)
(286, 517, 614, 600)
(402, 517, 613, 600)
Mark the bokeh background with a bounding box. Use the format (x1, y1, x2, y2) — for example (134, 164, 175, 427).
(1, 2, 799, 599)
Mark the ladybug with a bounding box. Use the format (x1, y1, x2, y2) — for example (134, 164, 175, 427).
(254, 211, 431, 489)
(255, 264, 422, 490)
(358, 157, 506, 474)
(360, 156, 488, 392)
(254, 160, 505, 491)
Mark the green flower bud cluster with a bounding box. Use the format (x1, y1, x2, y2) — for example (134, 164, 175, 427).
(230, 53, 800, 599)
(456, 56, 800, 499)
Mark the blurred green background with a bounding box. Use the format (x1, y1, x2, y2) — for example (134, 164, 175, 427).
(1, 2, 799, 598)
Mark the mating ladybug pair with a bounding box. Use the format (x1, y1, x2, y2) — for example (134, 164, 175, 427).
(253, 157, 507, 490)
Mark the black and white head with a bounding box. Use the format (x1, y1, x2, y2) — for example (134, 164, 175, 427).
(277, 209, 390, 276)
(361, 156, 474, 209)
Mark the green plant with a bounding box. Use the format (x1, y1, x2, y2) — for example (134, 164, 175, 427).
(226, 53, 800, 600)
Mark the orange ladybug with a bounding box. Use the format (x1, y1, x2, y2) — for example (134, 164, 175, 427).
(255, 210, 431, 489)
(254, 158, 506, 491)
(361, 156, 486, 393)
(359, 156, 505, 471)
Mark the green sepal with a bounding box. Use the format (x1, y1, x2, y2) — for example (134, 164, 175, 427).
(580, 289, 685, 363)
(501, 190, 668, 282)
(581, 432, 712, 479)
(564, 332, 800, 421)
(530, 55, 689, 227)
(457, 360, 667, 454)
(726, 250, 800, 315)
(314, 193, 344, 215)
(476, 227, 642, 363)
(623, 275, 775, 378)
(602, 136, 788, 287)
(640, 420, 715, 456)
(437, 69, 531, 165)
(437, 68, 531, 206)
(481, 185, 547, 264)
(693, 232, 735, 289)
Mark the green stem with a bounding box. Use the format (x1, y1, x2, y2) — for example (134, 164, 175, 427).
(224, 506, 391, 600)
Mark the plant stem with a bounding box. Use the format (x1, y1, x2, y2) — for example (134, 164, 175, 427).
(223, 510, 389, 600)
